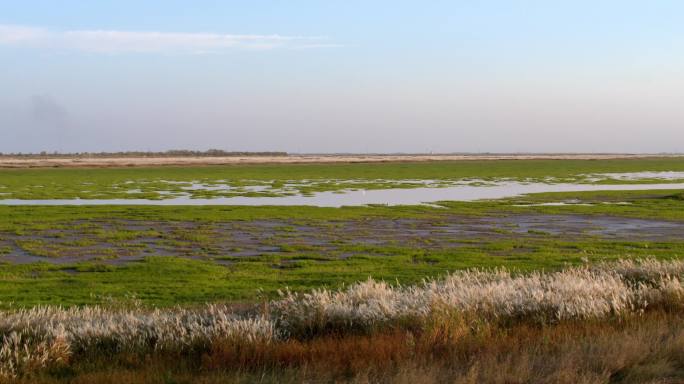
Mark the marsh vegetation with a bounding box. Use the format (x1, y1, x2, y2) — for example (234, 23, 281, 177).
(1, 159, 684, 382)
(2, 259, 684, 382)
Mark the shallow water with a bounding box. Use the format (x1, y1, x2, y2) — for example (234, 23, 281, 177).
(0, 182, 683, 207)
(587, 171, 684, 181)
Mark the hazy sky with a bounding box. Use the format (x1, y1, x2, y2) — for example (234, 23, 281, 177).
(1, 1, 683, 153)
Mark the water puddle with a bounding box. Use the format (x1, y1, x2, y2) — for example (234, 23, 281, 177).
(586, 171, 684, 182)
(0, 182, 682, 207)
(513, 201, 593, 207)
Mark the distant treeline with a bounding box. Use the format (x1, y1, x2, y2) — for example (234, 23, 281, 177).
(0, 150, 288, 158)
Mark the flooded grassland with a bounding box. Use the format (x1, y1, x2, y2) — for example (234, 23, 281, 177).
(0, 190, 682, 306)
(1, 159, 684, 382)
(0, 159, 683, 307)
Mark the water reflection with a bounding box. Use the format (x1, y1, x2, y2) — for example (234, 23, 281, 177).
(0, 182, 682, 207)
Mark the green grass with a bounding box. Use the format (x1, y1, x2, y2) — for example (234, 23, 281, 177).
(1, 188, 684, 230)
(0, 237, 682, 308)
(2, 157, 684, 199)
(1, 159, 684, 307)
(0, 188, 682, 308)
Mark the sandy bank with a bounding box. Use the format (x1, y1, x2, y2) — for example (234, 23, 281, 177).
(0, 153, 680, 168)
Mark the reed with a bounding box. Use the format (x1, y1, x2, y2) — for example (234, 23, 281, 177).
(1, 258, 684, 380)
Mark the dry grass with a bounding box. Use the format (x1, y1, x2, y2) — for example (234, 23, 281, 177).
(11, 312, 684, 383)
(2, 258, 684, 382)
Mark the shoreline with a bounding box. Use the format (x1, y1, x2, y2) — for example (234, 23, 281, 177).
(1, 153, 682, 169)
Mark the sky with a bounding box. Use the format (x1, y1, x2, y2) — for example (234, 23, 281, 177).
(1, 1, 683, 154)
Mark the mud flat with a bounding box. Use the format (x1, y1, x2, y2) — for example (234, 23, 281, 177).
(2, 214, 683, 265)
(1, 153, 681, 168)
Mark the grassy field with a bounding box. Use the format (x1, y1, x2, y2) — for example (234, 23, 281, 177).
(2, 157, 684, 199)
(3, 259, 684, 383)
(1, 159, 684, 382)
(0, 188, 682, 307)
